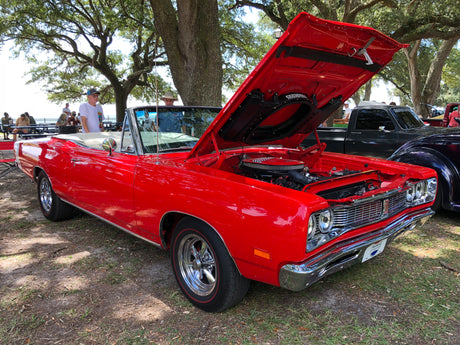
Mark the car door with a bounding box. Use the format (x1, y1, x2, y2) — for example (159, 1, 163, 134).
(346, 108, 399, 158)
(66, 144, 138, 229)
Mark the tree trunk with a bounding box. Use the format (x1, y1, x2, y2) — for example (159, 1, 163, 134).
(98, 69, 134, 123)
(421, 37, 458, 114)
(364, 80, 372, 101)
(113, 89, 128, 123)
(150, 0, 222, 107)
(405, 39, 458, 117)
(404, 41, 422, 114)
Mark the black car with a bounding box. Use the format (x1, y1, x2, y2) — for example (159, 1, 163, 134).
(389, 132, 460, 212)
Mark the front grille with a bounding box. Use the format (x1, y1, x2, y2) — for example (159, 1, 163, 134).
(332, 191, 407, 230)
(307, 189, 417, 252)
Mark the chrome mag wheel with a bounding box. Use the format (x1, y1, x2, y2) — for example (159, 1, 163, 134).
(171, 218, 250, 312)
(37, 171, 75, 221)
(177, 233, 217, 297)
(39, 176, 53, 213)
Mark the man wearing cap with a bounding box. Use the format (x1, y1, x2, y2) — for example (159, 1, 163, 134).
(79, 88, 104, 133)
(343, 102, 352, 120)
(448, 106, 459, 127)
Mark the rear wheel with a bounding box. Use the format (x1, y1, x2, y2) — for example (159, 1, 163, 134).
(171, 218, 249, 312)
(37, 171, 75, 221)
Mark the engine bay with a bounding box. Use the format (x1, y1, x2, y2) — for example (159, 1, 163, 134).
(209, 149, 393, 201)
(242, 156, 383, 199)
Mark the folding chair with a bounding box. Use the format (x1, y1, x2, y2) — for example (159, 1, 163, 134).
(0, 141, 16, 178)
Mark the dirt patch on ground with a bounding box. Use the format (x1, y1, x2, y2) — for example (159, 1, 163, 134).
(1, 169, 459, 344)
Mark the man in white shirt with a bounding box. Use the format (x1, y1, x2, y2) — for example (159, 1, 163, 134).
(62, 103, 71, 115)
(343, 102, 352, 120)
(79, 89, 104, 133)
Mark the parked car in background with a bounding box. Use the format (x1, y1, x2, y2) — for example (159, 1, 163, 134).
(102, 121, 124, 131)
(302, 101, 452, 158)
(390, 132, 460, 212)
(420, 103, 443, 118)
(423, 103, 460, 127)
(14, 13, 438, 312)
(424, 113, 445, 127)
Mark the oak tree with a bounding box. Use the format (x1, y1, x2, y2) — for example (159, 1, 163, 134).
(0, 0, 165, 122)
(233, 1, 460, 116)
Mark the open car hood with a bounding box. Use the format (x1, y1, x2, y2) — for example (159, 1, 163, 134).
(190, 12, 407, 157)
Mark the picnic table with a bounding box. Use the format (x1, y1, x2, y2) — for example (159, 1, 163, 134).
(11, 124, 59, 139)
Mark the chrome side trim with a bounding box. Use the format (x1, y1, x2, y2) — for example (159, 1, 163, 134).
(279, 208, 434, 291)
(60, 198, 163, 249)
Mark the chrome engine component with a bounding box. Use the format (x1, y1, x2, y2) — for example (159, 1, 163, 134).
(241, 157, 364, 197)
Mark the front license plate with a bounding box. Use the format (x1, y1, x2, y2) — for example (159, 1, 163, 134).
(362, 239, 387, 262)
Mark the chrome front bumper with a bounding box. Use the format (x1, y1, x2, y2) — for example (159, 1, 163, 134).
(279, 208, 434, 291)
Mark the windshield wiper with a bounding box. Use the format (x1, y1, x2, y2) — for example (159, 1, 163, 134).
(159, 146, 194, 153)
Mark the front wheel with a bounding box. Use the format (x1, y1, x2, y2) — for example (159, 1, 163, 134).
(171, 218, 249, 312)
(37, 171, 75, 221)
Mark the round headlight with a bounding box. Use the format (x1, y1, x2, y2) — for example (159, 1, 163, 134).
(307, 215, 316, 238)
(415, 181, 426, 199)
(319, 209, 332, 233)
(406, 186, 415, 202)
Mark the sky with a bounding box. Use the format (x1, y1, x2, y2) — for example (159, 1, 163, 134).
(0, 43, 66, 121)
(0, 42, 124, 122)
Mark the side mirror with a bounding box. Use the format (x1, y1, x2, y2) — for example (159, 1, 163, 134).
(102, 137, 117, 155)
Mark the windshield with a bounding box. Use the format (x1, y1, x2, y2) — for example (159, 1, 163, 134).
(392, 107, 425, 129)
(134, 106, 221, 153)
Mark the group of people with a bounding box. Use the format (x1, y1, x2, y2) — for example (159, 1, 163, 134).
(2, 89, 180, 139)
(56, 103, 81, 128)
(54, 89, 104, 133)
(77, 89, 180, 133)
(1, 111, 36, 141)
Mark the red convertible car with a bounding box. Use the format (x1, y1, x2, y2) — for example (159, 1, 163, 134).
(15, 13, 437, 312)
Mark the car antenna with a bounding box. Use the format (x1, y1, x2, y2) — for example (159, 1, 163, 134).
(154, 59, 160, 164)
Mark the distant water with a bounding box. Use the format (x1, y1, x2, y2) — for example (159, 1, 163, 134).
(34, 115, 115, 124)
(35, 118, 58, 124)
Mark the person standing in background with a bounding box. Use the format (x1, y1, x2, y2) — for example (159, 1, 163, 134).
(161, 91, 177, 106)
(448, 106, 459, 127)
(2, 112, 12, 139)
(79, 88, 104, 133)
(63, 103, 71, 115)
(343, 102, 352, 120)
(156, 91, 186, 133)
